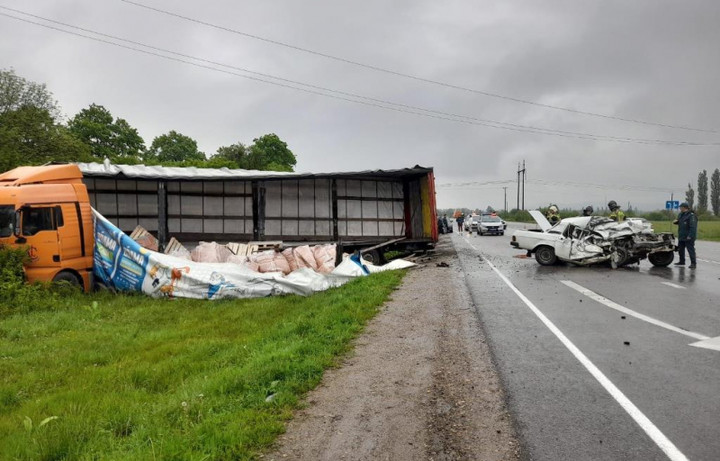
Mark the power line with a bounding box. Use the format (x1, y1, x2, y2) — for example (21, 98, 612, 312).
(2, 8, 718, 148)
(119, 0, 719, 134)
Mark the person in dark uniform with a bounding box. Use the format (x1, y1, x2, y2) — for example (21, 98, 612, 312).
(456, 214, 465, 235)
(581, 206, 594, 217)
(673, 202, 697, 268)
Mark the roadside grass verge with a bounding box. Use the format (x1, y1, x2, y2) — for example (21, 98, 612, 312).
(0, 271, 405, 460)
(651, 220, 720, 242)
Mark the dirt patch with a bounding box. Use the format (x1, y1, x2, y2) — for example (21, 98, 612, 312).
(267, 236, 521, 460)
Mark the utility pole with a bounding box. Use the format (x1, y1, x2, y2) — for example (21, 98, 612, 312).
(503, 186, 508, 212)
(518, 160, 525, 210)
(516, 162, 521, 210)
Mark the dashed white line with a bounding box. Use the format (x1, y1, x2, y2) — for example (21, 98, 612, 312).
(697, 258, 720, 265)
(561, 280, 708, 341)
(458, 236, 690, 461)
(660, 282, 686, 290)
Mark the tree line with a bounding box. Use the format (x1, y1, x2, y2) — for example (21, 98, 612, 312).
(684, 169, 720, 217)
(0, 68, 296, 173)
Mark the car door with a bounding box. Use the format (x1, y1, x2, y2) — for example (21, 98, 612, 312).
(554, 226, 574, 260)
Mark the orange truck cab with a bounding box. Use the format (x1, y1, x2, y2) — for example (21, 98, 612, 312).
(0, 164, 94, 291)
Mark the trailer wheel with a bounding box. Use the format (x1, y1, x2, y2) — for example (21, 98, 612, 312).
(648, 251, 674, 267)
(53, 270, 82, 289)
(361, 250, 384, 266)
(535, 246, 557, 266)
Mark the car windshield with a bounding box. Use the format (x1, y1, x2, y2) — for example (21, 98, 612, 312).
(481, 216, 501, 222)
(0, 205, 15, 238)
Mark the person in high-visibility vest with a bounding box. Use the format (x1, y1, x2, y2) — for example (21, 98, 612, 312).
(608, 200, 625, 221)
(546, 205, 561, 225)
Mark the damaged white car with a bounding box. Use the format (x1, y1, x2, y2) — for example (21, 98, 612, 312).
(510, 211, 676, 267)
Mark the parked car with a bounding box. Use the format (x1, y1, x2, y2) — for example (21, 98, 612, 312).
(510, 211, 675, 267)
(477, 214, 505, 235)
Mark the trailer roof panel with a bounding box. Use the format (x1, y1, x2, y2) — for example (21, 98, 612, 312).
(77, 161, 432, 181)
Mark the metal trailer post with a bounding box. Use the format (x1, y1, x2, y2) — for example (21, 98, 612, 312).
(252, 180, 266, 241)
(331, 178, 339, 240)
(157, 180, 168, 252)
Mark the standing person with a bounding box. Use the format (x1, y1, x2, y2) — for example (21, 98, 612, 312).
(673, 202, 697, 268)
(546, 205, 561, 225)
(442, 214, 450, 234)
(581, 206, 594, 217)
(456, 214, 465, 236)
(607, 200, 625, 221)
(437, 216, 446, 234)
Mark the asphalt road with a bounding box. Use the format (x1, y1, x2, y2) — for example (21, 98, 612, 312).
(452, 222, 720, 461)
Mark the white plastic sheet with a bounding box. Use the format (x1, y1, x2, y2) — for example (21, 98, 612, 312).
(93, 210, 413, 300)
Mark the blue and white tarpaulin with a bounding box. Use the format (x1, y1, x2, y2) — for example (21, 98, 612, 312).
(92, 210, 413, 299)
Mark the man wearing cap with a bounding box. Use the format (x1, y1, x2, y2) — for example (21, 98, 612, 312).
(673, 202, 697, 268)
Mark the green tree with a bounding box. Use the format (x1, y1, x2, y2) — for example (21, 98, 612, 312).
(697, 170, 708, 214)
(711, 168, 720, 216)
(144, 130, 205, 164)
(210, 142, 248, 168)
(685, 182, 695, 210)
(0, 106, 91, 172)
(67, 104, 145, 162)
(246, 133, 297, 172)
(0, 68, 60, 120)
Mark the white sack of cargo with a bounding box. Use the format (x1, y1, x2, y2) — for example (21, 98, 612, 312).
(92, 210, 411, 299)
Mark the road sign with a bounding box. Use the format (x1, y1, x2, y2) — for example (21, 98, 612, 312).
(665, 200, 679, 210)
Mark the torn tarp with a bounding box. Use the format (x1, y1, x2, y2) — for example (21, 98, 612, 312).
(92, 210, 413, 299)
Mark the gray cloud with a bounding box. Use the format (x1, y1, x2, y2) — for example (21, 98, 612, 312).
(1, 0, 718, 211)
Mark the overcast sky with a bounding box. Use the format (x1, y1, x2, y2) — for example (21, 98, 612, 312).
(2, 0, 719, 211)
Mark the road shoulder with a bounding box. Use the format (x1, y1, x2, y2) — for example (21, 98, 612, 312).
(267, 236, 521, 460)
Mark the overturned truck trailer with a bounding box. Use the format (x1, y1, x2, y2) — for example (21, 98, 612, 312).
(78, 161, 438, 264)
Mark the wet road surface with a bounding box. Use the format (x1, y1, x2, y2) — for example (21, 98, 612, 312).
(452, 223, 720, 461)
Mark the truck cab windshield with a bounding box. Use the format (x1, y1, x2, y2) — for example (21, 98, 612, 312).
(0, 205, 14, 237)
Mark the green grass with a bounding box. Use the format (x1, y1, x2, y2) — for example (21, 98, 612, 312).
(651, 220, 720, 242)
(0, 271, 405, 460)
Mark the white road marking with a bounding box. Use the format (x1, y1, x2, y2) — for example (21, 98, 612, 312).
(689, 336, 720, 351)
(561, 280, 709, 341)
(459, 237, 690, 461)
(697, 258, 720, 265)
(661, 282, 686, 290)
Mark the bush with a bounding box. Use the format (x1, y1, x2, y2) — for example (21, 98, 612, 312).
(0, 246, 82, 317)
(499, 209, 534, 222)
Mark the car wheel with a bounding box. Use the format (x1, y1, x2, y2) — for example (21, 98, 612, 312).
(500, 231, 505, 236)
(648, 251, 674, 267)
(52, 270, 82, 289)
(535, 246, 557, 266)
(613, 247, 632, 267)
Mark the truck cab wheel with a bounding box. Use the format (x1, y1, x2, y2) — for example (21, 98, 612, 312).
(52, 271, 82, 289)
(535, 246, 557, 266)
